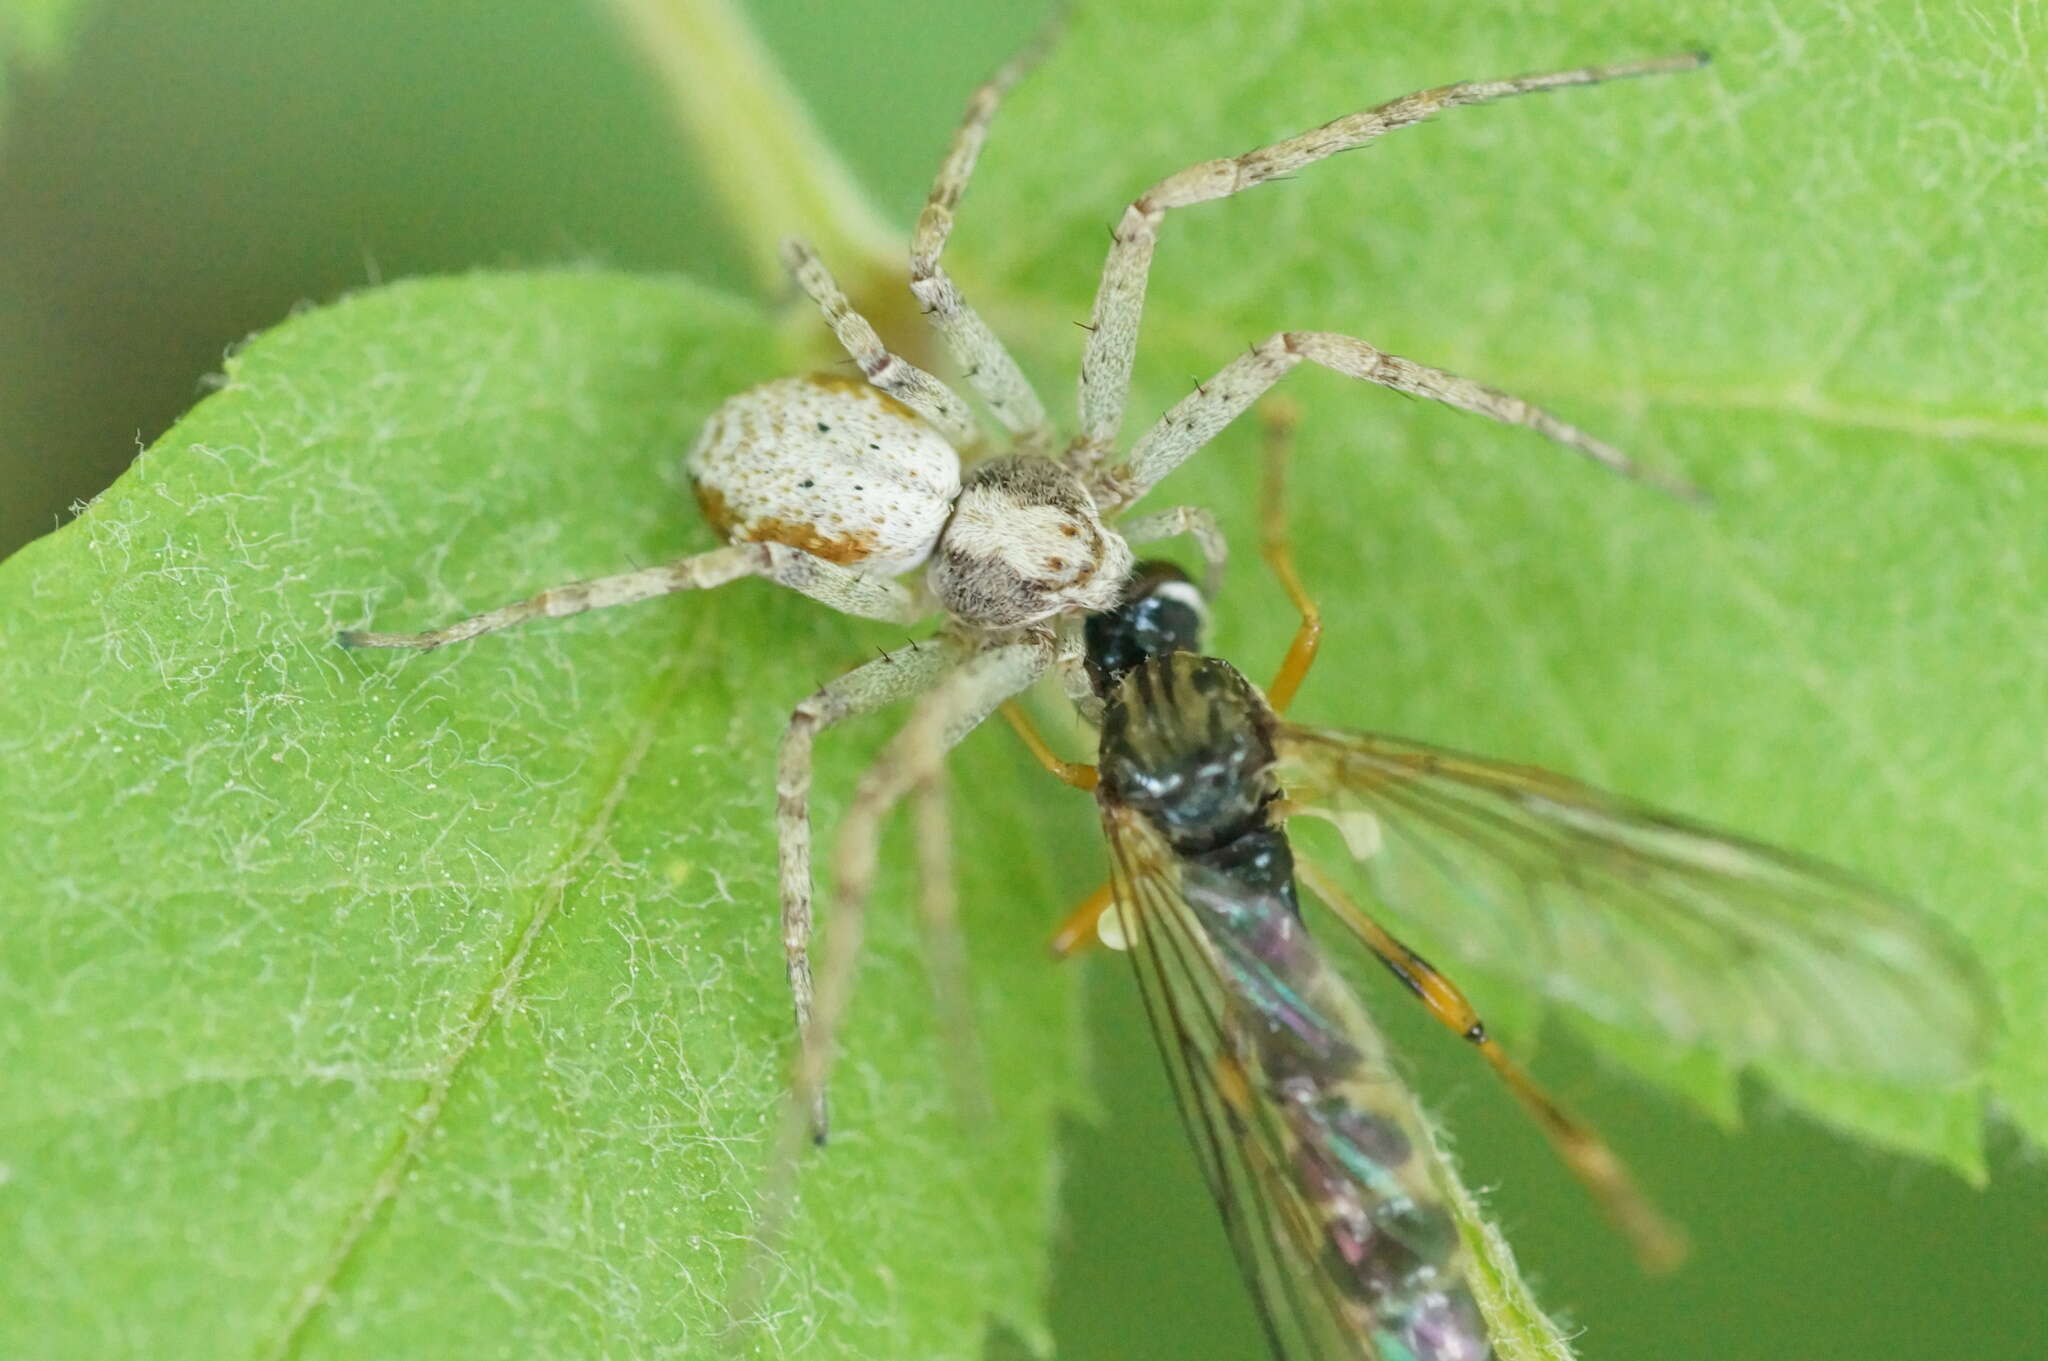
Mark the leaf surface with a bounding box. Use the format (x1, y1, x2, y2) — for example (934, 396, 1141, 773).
(0, 273, 1084, 1359)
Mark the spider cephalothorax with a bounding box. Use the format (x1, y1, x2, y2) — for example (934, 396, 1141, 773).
(928, 455, 1133, 626)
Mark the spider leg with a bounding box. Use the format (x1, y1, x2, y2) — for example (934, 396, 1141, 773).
(1295, 856, 1688, 1272)
(776, 639, 956, 1135)
(781, 238, 980, 447)
(336, 541, 922, 650)
(720, 640, 960, 1344)
(910, 756, 993, 1126)
(1110, 329, 1697, 513)
(1073, 52, 1708, 457)
(909, 24, 1059, 445)
(1116, 504, 1227, 599)
(801, 636, 1055, 1140)
(1052, 614, 1100, 721)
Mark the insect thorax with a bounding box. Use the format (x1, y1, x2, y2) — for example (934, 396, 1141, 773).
(1098, 653, 1281, 850)
(927, 454, 1133, 627)
(686, 373, 962, 576)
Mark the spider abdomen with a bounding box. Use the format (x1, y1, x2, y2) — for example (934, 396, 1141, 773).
(687, 373, 962, 575)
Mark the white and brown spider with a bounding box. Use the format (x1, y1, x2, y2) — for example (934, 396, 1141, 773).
(340, 37, 1707, 1135)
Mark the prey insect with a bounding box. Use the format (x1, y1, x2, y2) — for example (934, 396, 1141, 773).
(1006, 410, 1996, 1360)
(338, 29, 1710, 1142)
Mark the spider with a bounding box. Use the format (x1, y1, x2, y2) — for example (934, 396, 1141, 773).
(339, 34, 1708, 1138)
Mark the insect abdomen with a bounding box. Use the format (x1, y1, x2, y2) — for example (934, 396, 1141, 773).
(1193, 851, 1492, 1361)
(1285, 1085, 1489, 1361)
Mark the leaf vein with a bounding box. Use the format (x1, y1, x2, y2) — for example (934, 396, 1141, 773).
(255, 652, 689, 1361)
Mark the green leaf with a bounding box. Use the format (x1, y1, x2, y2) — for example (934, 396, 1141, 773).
(6, 0, 2042, 1357)
(1448, 1156, 1578, 1361)
(949, 0, 2039, 1169)
(0, 273, 1085, 1358)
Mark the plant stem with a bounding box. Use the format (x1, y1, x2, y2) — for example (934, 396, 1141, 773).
(599, 0, 900, 299)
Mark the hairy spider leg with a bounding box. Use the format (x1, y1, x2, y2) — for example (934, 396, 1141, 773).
(1073, 53, 1707, 491)
(781, 239, 980, 447)
(908, 19, 1061, 443)
(799, 636, 1057, 1140)
(775, 640, 955, 1131)
(1117, 503, 1229, 599)
(336, 540, 920, 650)
(1116, 329, 1699, 513)
(910, 761, 993, 1125)
(730, 637, 1045, 1344)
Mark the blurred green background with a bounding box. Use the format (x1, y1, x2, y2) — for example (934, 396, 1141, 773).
(3, 1, 2042, 1358)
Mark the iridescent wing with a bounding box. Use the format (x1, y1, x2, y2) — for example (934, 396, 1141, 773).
(1101, 802, 1493, 1361)
(1274, 726, 1996, 1081)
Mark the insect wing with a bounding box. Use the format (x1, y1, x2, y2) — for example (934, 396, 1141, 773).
(1273, 726, 1996, 1082)
(1102, 803, 1493, 1361)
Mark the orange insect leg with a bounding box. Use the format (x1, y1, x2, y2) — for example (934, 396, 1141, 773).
(1048, 881, 1115, 959)
(1257, 400, 1321, 715)
(1001, 701, 1098, 791)
(1297, 857, 1687, 1272)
